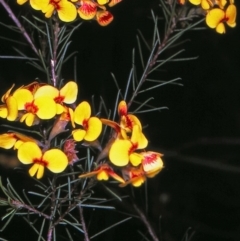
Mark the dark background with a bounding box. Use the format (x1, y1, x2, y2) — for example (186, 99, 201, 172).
(0, 0, 240, 240)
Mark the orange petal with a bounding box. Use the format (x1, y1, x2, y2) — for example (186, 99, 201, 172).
(108, 0, 122, 7)
(1, 84, 15, 103)
(226, 4, 237, 27)
(96, 11, 113, 26)
(118, 100, 128, 116)
(78, 0, 97, 20)
(206, 8, 225, 29)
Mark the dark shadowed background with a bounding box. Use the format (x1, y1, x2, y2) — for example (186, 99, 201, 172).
(0, 0, 240, 240)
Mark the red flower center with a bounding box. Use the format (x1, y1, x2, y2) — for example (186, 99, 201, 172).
(54, 95, 65, 104)
(50, 0, 61, 10)
(83, 119, 89, 130)
(129, 142, 138, 154)
(25, 102, 39, 114)
(33, 158, 48, 167)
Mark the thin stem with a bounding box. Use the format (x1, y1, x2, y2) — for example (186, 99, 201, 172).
(51, 17, 60, 87)
(132, 202, 159, 241)
(128, 17, 176, 109)
(11, 199, 51, 220)
(79, 204, 90, 241)
(0, 0, 38, 55)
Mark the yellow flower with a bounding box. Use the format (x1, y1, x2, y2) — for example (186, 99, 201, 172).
(78, 0, 114, 26)
(33, 0, 77, 22)
(13, 88, 57, 126)
(121, 166, 146, 187)
(120, 151, 164, 187)
(17, 142, 68, 179)
(206, 4, 237, 33)
(189, 0, 214, 9)
(17, 0, 46, 10)
(109, 125, 148, 166)
(79, 163, 125, 183)
(34, 81, 78, 114)
(0, 132, 37, 150)
(0, 84, 18, 121)
(118, 100, 142, 139)
(141, 151, 164, 178)
(72, 101, 102, 142)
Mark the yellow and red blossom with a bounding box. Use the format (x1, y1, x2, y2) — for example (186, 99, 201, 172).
(12, 88, 57, 126)
(117, 100, 142, 139)
(78, 0, 113, 26)
(79, 163, 125, 183)
(18, 142, 68, 179)
(0, 132, 38, 150)
(96, 11, 113, 26)
(72, 101, 102, 142)
(109, 125, 148, 166)
(120, 151, 164, 187)
(206, 4, 237, 33)
(34, 81, 78, 114)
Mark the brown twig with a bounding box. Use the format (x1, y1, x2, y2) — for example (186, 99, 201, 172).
(11, 199, 51, 220)
(79, 204, 90, 241)
(132, 202, 159, 241)
(0, 0, 38, 55)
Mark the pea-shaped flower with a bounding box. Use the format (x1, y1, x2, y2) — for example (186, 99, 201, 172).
(206, 4, 237, 34)
(72, 101, 102, 142)
(17, 142, 68, 179)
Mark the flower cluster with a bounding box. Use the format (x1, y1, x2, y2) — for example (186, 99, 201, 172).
(80, 101, 164, 187)
(180, 0, 237, 33)
(17, 0, 121, 26)
(0, 82, 163, 187)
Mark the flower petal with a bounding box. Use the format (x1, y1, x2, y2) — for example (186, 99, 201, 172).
(43, 149, 68, 173)
(57, 0, 77, 22)
(226, 4, 237, 27)
(34, 85, 58, 99)
(84, 117, 102, 141)
(78, 0, 97, 20)
(28, 163, 44, 178)
(34, 97, 57, 119)
(109, 139, 132, 166)
(0, 133, 16, 149)
(131, 125, 148, 149)
(60, 81, 78, 104)
(18, 142, 42, 164)
(6, 96, 18, 121)
(74, 101, 91, 125)
(72, 129, 86, 141)
(206, 8, 225, 29)
(129, 152, 143, 166)
(13, 89, 33, 110)
(96, 10, 113, 26)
